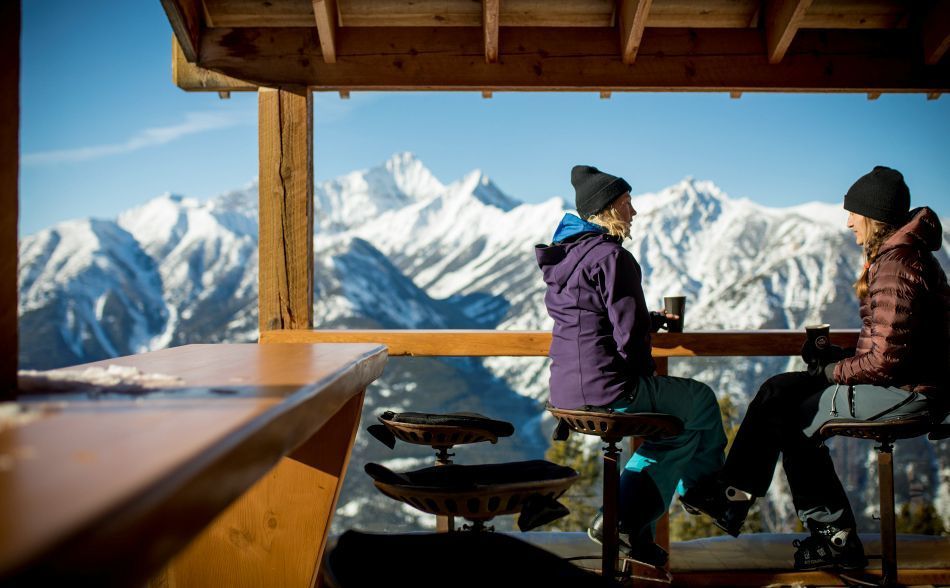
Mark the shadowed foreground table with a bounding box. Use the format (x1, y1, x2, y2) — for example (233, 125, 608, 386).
(0, 343, 387, 587)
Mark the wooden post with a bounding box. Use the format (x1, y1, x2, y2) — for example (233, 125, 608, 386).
(0, 0, 20, 401)
(258, 87, 314, 334)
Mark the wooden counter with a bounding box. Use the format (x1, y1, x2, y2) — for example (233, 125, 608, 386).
(0, 343, 387, 587)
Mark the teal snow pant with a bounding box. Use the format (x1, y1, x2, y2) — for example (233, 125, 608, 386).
(606, 375, 727, 538)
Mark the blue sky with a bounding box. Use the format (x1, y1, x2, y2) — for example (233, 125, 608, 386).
(19, 1, 950, 236)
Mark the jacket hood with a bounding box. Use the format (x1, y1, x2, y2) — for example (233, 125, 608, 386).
(536, 222, 616, 291)
(551, 213, 607, 243)
(881, 207, 944, 253)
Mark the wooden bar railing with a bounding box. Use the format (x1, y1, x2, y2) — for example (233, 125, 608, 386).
(260, 329, 861, 357)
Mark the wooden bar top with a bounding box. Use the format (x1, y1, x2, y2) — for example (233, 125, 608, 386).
(0, 343, 387, 586)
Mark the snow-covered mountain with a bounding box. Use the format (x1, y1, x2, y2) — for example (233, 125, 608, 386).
(18, 152, 950, 534)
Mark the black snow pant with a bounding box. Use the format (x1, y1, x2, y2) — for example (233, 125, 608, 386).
(721, 371, 934, 525)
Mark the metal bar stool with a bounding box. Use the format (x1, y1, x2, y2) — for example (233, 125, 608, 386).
(818, 413, 949, 587)
(364, 459, 579, 533)
(368, 410, 515, 531)
(546, 403, 683, 583)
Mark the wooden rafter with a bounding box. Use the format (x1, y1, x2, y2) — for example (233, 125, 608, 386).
(923, 0, 950, 65)
(766, 0, 814, 64)
(178, 27, 950, 93)
(619, 0, 653, 64)
(483, 0, 500, 63)
(160, 0, 202, 62)
(312, 0, 338, 64)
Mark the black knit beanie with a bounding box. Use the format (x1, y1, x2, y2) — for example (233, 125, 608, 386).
(843, 165, 910, 226)
(571, 165, 632, 219)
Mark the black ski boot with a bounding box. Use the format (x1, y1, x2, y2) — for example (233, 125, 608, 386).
(793, 520, 868, 571)
(679, 478, 753, 537)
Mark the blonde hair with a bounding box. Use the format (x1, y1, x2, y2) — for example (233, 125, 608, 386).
(854, 217, 897, 299)
(587, 199, 630, 240)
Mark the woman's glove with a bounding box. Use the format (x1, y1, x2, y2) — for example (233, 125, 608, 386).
(801, 342, 852, 381)
(650, 311, 679, 333)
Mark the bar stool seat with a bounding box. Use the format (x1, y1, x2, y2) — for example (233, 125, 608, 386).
(546, 403, 683, 582)
(365, 460, 578, 531)
(818, 412, 947, 587)
(368, 410, 515, 450)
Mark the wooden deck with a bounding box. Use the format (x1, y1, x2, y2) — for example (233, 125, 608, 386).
(518, 531, 950, 586)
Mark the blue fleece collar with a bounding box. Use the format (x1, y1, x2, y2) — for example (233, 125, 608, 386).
(552, 213, 606, 243)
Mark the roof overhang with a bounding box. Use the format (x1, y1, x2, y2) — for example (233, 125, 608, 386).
(162, 0, 950, 94)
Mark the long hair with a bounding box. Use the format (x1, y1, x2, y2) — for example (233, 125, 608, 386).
(587, 200, 630, 240)
(854, 217, 898, 299)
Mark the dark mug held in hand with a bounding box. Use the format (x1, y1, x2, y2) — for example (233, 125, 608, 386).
(663, 296, 686, 333)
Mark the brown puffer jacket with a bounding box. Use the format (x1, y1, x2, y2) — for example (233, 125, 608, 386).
(833, 207, 949, 397)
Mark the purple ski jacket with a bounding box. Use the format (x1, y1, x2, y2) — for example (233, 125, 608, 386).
(536, 214, 655, 409)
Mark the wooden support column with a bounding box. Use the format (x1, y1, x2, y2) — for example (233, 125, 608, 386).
(619, 0, 653, 64)
(153, 391, 366, 588)
(0, 0, 19, 401)
(766, 0, 814, 64)
(258, 87, 314, 334)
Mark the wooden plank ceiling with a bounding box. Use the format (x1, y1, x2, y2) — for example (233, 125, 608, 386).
(162, 0, 950, 93)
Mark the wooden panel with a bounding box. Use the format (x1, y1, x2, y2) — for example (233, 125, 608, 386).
(802, 0, 911, 29)
(340, 0, 482, 26)
(484, 0, 500, 63)
(173, 35, 256, 92)
(259, 329, 861, 357)
(0, 0, 18, 402)
(186, 27, 950, 92)
(156, 392, 365, 587)
(0, 344, 387, 586)
(258, 88, 314, 333)
(313, 0, 338, 63)
(203, 0, 316, 27)
(647, 0, 758, 28)
(335, 0, 615, 27)
(501, 0, 614, 26)
(767, 0, 815, 63)
(923, 0, 950, 65)
(161, 0, 202, 62)
(619, 0, 653, 64)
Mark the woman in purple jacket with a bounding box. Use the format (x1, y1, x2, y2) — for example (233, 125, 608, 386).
(536, 165, 727, 567)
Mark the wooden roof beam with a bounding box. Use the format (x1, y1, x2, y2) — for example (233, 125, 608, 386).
(484, 0, 499, 64)
(619, 0, 653, 65)
(766, 0, 814, 64)
(160, 0, 201, 63)
(173, 36, 256, 92)
(312, 0, 338, 64)
(179, 27, 950, 93)
(923, 0, 950, 65)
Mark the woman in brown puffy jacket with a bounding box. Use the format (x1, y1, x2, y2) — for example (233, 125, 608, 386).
(679, 166, 949, 571)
